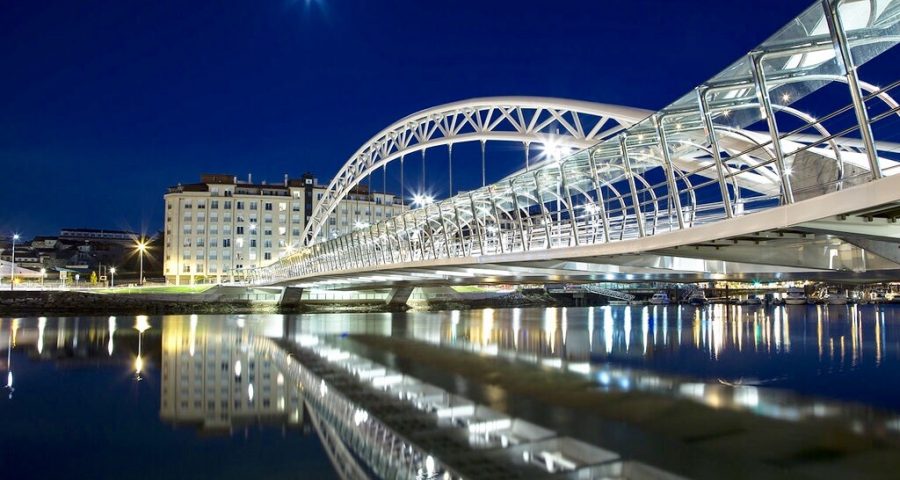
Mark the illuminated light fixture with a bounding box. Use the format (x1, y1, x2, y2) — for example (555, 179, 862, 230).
(783, 166, 793, 176)
(353, 220, 370, 230)
(412, 193, 434, 208)
(781, 93, 791, 103)
(540, 137, 571, 163)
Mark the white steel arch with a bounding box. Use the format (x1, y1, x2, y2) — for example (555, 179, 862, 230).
(304, 97, 653, 244)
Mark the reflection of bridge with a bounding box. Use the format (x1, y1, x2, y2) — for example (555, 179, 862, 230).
(252, 1, 900, 288)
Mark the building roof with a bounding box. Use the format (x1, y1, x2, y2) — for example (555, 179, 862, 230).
(60, 228, 138, 235)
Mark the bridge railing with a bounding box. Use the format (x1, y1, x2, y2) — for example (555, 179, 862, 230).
(248, 0, 900, 284)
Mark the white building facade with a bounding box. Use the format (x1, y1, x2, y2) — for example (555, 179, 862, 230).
(163, 173, 405, 284)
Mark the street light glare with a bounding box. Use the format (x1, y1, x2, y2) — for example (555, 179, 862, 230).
(541, 137, 571, 163)
(412, 193, 434, 208)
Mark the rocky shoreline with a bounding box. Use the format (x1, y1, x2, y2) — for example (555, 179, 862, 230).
(0, 290, 562, 316)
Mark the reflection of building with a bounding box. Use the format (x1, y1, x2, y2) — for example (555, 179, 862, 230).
(159, 316, 303, 433)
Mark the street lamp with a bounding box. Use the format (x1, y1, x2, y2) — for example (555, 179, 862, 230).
(10, 233, 19, 291)
(135, 238, 148, 286)
(109, 267, 116, 288)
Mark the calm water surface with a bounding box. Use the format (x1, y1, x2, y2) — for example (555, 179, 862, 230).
(1, 304, 899, 478)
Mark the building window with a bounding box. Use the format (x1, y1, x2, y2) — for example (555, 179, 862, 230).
(250, 239, 257, 248)
(222, 239, 231, 248)
(236, 226, 244, 235)
(250, 201, 258, 210)
(236, 201, 244, 210)
(263, 240, 272, 248)
(183, 265, 191, 273)
(224, 201, 232, 209)
(211, 200, 219, 209)
(264, 252, 272, 260)
(263, 228, 272, 236)
(264, 202, 273, 211)
(264, 214, 272, 224)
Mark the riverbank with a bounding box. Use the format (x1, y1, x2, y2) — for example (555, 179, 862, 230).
(0, 289, 562, 316)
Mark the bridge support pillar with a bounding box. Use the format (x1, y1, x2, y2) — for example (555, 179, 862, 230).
(279, 287, 304, 308)
(385, 286, 415, 307)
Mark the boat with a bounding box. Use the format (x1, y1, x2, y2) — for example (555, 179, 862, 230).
(825, 290, 848, 305)
(870, 289, 888, 304)
(687, 290, 708, 306)
(649, 291, 670, 305)
(743, 294, 763, 306)
(784, 287, 808, 305)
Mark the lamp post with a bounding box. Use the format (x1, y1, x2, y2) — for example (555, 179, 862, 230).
(109, 267, 116, 288)
(10, 233, 19, 291)
(40, 268, 46, 290)
(135, 238, 148, 286)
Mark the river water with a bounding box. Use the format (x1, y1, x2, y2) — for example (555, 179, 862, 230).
(1, 304, 899, 478)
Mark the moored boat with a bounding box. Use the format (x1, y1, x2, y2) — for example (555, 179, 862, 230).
(784, 287, 808, 305)
(649, 291, 670, 305)
(743, 294, 763, 306)
(687, 290, 708, 306)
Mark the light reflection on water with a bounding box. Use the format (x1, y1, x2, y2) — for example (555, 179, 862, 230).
(382, 305, 900, 435)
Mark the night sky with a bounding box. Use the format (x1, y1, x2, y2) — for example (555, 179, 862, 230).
(0, 0, 815, 237)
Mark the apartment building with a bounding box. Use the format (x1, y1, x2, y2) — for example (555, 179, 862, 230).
(164, 173, 405, 284)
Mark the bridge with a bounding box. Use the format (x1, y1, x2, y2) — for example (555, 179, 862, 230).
(248, 0, 900, 289)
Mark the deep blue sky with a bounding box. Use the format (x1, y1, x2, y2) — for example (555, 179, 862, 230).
(0, 0, 816, 236)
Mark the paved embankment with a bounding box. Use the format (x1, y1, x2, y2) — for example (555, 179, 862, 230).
(0, 291, 276, 315)
(0, 287, 563, 316)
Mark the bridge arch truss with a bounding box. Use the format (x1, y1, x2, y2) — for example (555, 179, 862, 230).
(256, 0, 900, 285)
